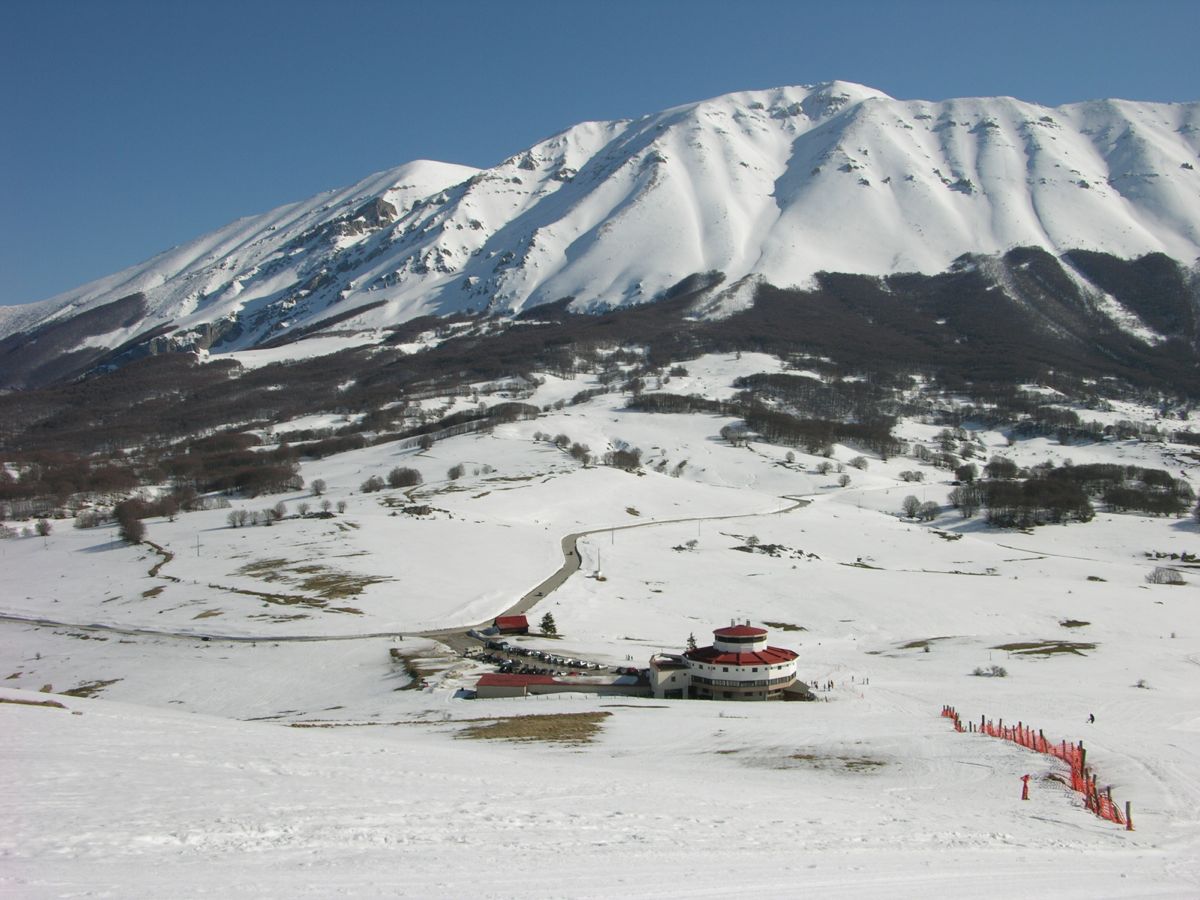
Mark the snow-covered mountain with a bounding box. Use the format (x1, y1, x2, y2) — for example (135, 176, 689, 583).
(3, 81, 1199, 386)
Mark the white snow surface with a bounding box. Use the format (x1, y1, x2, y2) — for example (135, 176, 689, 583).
(3, 353, 1200, 896)
(4, 82, 1199, 359)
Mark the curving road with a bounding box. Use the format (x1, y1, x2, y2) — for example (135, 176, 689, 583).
(2, 495, 812, 652)
(420, 495, 812, 651)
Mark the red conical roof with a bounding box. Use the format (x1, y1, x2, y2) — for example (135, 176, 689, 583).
(713, 624, 767, 637)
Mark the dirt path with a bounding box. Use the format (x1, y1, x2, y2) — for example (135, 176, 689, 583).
(0, 613, 401, 645)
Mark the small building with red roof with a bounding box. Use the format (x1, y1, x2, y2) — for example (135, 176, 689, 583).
(650, 622, 799, 701)
(475, 673, 559, 698)
(493, 614, 529, 635)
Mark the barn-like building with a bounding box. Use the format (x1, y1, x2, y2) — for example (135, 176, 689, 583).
(650, 623, 799, 701)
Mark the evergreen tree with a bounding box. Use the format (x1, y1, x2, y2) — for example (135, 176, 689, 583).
(540, 612, 557, 636)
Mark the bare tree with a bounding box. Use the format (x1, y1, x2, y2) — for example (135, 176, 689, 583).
(1146, 566, 1185, 585)
(901, 495, 921, 518)
(115, 502, 146, 544)
(311, 479, 327, 497)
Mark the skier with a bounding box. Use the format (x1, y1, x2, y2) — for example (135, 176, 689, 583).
(1087, 713, 1095, 724)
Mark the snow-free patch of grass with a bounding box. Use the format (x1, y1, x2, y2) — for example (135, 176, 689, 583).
(456, 711, 611, 743)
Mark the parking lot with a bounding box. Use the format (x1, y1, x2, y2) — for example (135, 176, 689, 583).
(464, 636, 643, 679)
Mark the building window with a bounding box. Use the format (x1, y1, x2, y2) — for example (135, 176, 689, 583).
(722, 667, 729, 672)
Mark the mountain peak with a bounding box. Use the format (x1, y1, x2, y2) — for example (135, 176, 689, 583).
(2, 83, 1198, 386)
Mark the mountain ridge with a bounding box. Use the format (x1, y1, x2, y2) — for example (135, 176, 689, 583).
(2, 81, 1199, 388)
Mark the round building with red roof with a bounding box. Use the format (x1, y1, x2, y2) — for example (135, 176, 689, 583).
(663, 623, 798, 700)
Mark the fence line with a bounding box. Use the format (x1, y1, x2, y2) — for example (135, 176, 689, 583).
(940, 705, 1133, 830)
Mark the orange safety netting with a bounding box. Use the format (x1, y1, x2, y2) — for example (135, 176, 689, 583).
(940, 705, 1132, 829)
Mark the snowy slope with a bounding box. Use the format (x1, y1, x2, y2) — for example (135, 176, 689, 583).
(3, 353, 1200, 895)
(4, 82, 1198, 367)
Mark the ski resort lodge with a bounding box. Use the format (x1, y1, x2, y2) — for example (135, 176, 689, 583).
(649, 624, 801, 700)
(470, 623, 804, 701)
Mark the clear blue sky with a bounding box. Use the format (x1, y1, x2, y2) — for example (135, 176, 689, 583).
(2, 0, 1196, 307)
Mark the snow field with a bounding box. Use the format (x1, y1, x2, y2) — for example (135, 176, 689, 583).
(2, 352, 1200, 895)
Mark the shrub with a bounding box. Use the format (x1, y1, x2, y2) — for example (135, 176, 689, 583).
(719, 424, 748, 447)
(75, 509, 108, 529)
(387, 467, 422, 488)
(986, 456, 1019, 480)
(360, 475, 385, 493)
(604, 447, 643, 471)
(1146, 566, 1185, 585)
(114, 499, 147, 544)
(447, 463, 466, 480)
(972, 665, 1007, 677)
